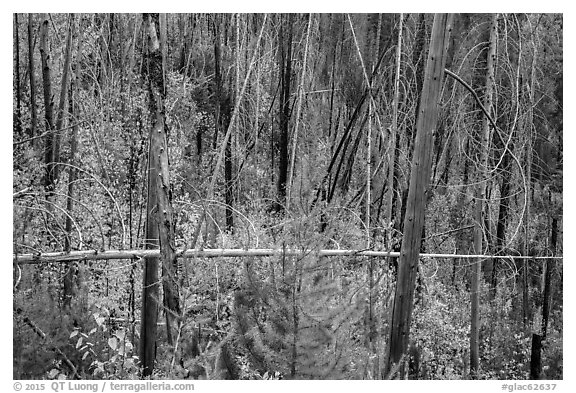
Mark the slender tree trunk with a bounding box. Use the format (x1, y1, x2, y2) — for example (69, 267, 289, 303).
(28, 13, 37, 140)
(453, 140, 470, 287)
(522, 19, 538, 328)
(40, 13, 56, 194)
(387, 13, 403, 259)
(53, 14, 74, 184)
(213, 16, 234, 231)
(63, 18, 82, 309)
(14, 14, 23, 137)
(543, 217, 558, 339)
(470, 13, 498, 378)
(493, 146, 513, 290)
(277, 14, 293, 209)
(287, 13, 311, 210)
(224, 115, 234, 230)
(385, 13, 453, 379)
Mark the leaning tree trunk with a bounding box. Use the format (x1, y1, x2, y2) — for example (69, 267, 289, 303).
(470, 12, 498, 378)
(385, 13, 453, 379)
(140, 13, 180, 377)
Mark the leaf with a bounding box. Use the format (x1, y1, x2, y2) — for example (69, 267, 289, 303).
(115, 329, 126, 340)
(69, 330, 79, 339)
(76, 337, 84, 349)
(82, 351, 90, 360)
(48, 368, 59, 379)
(108, 336, 118, 351)
(93, 367, 104, 377)
(89, 328, 97, 335)
(93, 313, 106, 327)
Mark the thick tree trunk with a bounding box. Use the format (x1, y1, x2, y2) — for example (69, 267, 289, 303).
(140, 13, 180, 376)
(530, 217, 558, 379)
(406, 13, 426, 161)
(140, 15, 161, 376)
(529, 334, 543, 379)
(157, 13, 180, 349)
(385, 13, 452, 379)
(470, 13, 498, 378)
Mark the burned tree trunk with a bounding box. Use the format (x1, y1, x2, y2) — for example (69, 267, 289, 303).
(140, 13, 180, 377)
(63, 18, 82, 308)
(277, 14, 293, 210)
(530, 217, 558, 379)
(385, 13, 453, 379)
(40, 13, 55, 194)
(28, 13, 38, 140)
(470, 13, 498, 378)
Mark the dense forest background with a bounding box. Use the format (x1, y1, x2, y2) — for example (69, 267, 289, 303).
(12, 13, 562, 380)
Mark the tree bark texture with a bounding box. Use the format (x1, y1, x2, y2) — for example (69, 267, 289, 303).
(385, 13, 453, 379)
(140, 13, 180, 376)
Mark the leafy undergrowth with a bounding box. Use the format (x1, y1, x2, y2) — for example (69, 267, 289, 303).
(13, 211, 562, 380)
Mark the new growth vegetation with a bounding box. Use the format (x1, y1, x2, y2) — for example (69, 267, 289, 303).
(13, 13, 562, 380)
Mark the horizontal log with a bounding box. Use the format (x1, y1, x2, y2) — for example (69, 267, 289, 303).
(12, 248, 563, 265)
